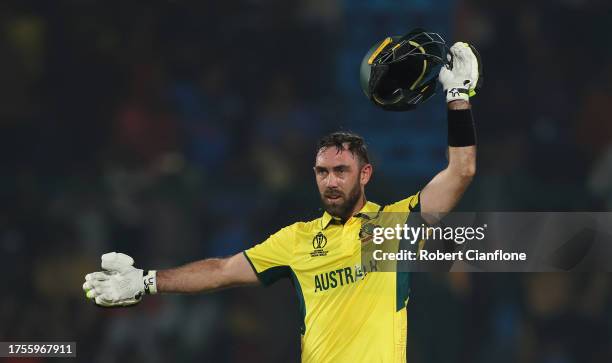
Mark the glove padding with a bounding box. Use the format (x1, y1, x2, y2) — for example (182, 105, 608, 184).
(83, 252, 156, 307)
(438, 42, 483, 102)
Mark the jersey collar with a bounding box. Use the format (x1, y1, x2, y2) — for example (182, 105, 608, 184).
(321, 200, 381, 229)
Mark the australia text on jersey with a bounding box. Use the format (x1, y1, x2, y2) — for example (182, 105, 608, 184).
(313, 260, 378, 293)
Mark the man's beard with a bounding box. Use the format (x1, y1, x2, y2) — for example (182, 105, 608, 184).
(320, 182, 362, 221)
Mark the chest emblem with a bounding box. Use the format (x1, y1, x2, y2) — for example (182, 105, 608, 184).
(311, 232, 329, 257)
(359, 222, 381, 246)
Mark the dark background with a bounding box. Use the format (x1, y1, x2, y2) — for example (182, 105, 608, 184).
(1, 0, 612, 362)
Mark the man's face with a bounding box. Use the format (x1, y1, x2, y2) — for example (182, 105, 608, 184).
(314, 145, 372, 220)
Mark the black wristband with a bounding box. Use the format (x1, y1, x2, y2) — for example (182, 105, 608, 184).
(448, 109, 476, 147)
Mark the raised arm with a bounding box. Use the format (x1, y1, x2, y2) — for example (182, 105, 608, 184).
(420, 42, 481, 221)
(420, 100, 476, 219)
(83, 252, 259, 307)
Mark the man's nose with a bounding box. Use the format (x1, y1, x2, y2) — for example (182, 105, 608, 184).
(326, 173, 339, 188)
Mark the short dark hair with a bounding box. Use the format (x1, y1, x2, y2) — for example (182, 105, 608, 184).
(316, 131, 370, 165)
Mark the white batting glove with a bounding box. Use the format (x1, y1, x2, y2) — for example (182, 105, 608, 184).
(83, 252, 157, 307)
(438, 42, 482, 103)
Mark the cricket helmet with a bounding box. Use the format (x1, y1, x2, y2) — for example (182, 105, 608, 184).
(360, 28, 449, 111)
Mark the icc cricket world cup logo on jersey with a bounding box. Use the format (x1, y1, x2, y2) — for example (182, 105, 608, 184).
(311, 232, 329, 257)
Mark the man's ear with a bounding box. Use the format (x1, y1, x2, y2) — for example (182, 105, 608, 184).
(360, 163, 373, 185)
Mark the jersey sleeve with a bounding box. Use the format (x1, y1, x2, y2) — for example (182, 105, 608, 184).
(382, 193, 422, 310)
(384, 191, 421, 213)
(243, 225, 295, 286)
(384, 191, 426, 250)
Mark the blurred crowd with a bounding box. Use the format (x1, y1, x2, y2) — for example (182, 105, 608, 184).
(1, 1, 611, 362)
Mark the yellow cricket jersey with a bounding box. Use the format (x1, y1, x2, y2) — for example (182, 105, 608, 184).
(243, 192, 421, 363)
